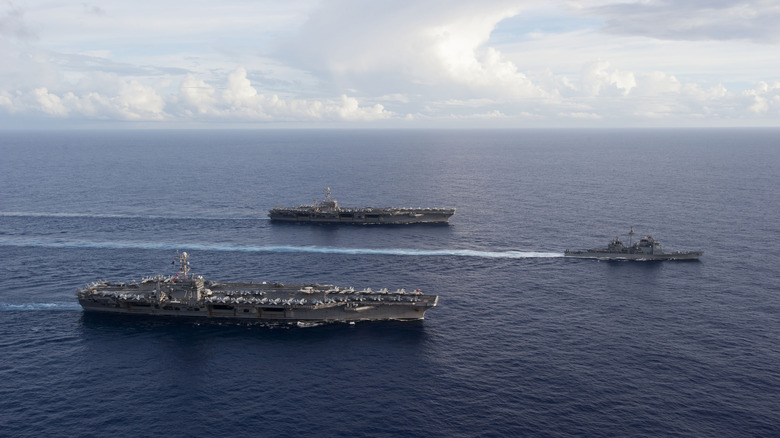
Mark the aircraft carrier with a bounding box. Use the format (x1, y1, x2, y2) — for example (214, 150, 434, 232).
(77, 252, 438, 322)
(564, 227, 703, 261)
(268, 188, 455, 224)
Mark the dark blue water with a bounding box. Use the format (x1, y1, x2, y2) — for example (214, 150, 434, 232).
(1, 129, 779, 437)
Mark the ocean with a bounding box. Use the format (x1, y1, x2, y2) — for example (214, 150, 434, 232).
(1, 129, 778, 437)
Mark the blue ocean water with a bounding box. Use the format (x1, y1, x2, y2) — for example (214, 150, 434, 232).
(1, 129, 779, 437)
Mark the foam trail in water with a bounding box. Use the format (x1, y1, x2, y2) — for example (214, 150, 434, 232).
(0, 211, 258, 220)
(0, 237, 563, 258)
(1, 302, 82, 311)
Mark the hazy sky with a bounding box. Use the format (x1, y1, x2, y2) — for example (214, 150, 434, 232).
(1, 0, 779, 128)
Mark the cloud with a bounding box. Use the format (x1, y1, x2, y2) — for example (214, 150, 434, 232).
(584, 0, 780, 43)
(281, 0, 546, 99)
(631, 71, 681, 96)
(173, 67, 392, 122)
(223, 68, 259, 107)
(563, 111, 602, 120)
(33, 88, 68, 116)
(744, 81, 780, 114)
(1, 1, 779, 127)
(0, 4, 37, 40)
(1, 80, 165, 120)
(0, 67, 392, 123)
(115, 80, 166, 119)
(7, 61, 771, 126)
(82, 3, 106, 17)
(418, 7, 547, 98)
(580, 60, 636, 96)
(178, 74, 217, 115)
(577, 64, 683, 99)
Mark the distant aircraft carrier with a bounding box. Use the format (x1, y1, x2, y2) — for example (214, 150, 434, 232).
(268, 188, 455, 224)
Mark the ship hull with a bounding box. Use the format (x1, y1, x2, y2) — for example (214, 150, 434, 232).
(77, 277, 438, 323)
(268, 208, 455, 224)
(564, 251, 703, 261)
(565, 229, 703, 261)
(78, 298, 435, 321)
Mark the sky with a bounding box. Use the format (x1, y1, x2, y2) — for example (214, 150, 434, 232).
(1, 0, 779, 129)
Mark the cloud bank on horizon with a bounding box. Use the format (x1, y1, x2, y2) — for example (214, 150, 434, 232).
(0, 0, 778, 128)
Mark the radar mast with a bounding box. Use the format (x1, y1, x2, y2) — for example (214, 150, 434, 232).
(177, 251, 191, 280)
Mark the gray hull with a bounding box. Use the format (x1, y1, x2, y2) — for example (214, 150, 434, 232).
(268, 208, 455, 224)
(78, 277, 438, 322)
(564, 250, 703, 261)
(564, 229, 703, 261)
(269, 189, 454, 224)
(78, 298, 435, 321)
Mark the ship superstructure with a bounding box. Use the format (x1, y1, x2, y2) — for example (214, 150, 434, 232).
(268, 188, 455, 224)
(564, 227, 703, 261)
(77, 252, 438, 321)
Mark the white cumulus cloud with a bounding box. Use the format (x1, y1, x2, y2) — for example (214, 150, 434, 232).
(172, 67, 392, 122)
(282, 0, 546, 99)
(579, 60, 636, 97)
(0, 0, 779, 127)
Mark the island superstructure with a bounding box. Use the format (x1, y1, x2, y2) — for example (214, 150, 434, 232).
(564, 227, 703, 261)
(77, 252, 438, 321)
(268, 188, 455, 224)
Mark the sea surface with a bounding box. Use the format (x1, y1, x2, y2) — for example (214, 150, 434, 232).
(1, 129, 778, 437)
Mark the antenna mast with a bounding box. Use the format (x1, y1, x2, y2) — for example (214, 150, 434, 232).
(177, 251, 191, 280)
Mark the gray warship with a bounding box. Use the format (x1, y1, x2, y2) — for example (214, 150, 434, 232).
(268, 188, 455, 224)
(77, 252, 438, 322)
(564, 227, 703, 261)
